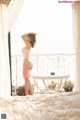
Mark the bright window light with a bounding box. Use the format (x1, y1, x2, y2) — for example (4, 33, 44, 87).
(11, 0, 74, 55)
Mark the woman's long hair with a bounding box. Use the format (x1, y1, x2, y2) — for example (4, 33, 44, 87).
(27, 32, 36, 48)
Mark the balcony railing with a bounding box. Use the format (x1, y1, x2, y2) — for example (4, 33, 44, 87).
(11, 54, 75, 87)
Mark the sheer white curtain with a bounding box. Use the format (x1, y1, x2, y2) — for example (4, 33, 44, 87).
(0, 4, 10, 97)
(0, 0, 24, 97)
(72, 3, 80, 91)
(8, 0, 24, 32)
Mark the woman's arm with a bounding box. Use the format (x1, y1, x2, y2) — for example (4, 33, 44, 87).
(21, 34, 28, 44)
(21, 34, 31, 48)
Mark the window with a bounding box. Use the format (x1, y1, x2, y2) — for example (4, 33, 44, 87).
(11, 0, 74, 55)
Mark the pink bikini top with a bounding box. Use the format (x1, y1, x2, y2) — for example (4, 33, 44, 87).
(22, 47, 30, 59)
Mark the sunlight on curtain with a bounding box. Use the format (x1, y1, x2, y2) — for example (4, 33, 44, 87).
(0, 4, 10, 97)
(0, 0, 24, 97)
(72, 3, 80, 91)
(8, 0, 24, 32)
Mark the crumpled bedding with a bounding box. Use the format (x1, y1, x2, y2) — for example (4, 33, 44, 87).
(0, 91, 80, 120)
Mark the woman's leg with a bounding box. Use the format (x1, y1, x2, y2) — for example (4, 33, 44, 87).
(24, 78, 30, 95)
(29, 80, 33, 95)
(24, 78, 33, 95)
(23, 69, 33, 95)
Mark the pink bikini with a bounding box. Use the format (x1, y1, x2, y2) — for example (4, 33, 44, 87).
(23, 69, 32, 79)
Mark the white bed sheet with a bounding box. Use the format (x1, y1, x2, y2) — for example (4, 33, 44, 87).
(0, 91, 80, 120)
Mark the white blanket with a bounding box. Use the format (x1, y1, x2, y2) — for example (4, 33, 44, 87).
(0, 91, 80, 120)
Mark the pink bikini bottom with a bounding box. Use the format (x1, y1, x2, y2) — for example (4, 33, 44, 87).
(23, 69, 32, 79)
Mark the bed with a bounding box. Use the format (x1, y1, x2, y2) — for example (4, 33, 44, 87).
(0, 91, 80, 120)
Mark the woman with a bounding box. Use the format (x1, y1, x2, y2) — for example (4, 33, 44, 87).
(21, 32, 36, 95)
